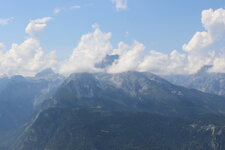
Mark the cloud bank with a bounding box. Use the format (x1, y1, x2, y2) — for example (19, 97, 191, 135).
(0, 17, 56, 76)
(1, 8, 225, 77)
(183, 8, 225, 73)
(108, 8, 225, 74)
(58, 28, 112, 75)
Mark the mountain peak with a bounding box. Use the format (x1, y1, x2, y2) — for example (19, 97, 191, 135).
(35, 68, 55, 77)
(95, 54, 119, 69)
(34, 68, 64, 81)
(197, 65, 213, 75)
(10, 75, 26, 82)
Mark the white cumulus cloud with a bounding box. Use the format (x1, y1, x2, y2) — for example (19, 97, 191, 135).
(108, 41, 145, 73)
(2, 8, 225, 77)
(0, 38, 56, 76)
(25, 17, 52, 37)
(0, 17, 56, 76)
(108, 8, 225, 74)
(58, 27, 112, 75)
(112, 0, 127, 11)
(183, 8, 225, 74)
(0, 17, 13, 26)
(53, 8, 63, 14)
(71, 5, 81, 9)
(139, 50, 186, 75)
(108, 42, 186, 75)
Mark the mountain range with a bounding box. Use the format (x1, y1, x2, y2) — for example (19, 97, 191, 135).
(46, 71, 225, 117)
(1, 69, 225, 150)
(165, 66, 225, 97)
(0, 69, 63, 149)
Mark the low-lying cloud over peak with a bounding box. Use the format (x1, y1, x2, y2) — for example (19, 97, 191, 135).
(58, 27, 112, 75)
(0, 38, 56, 76)
(183, 8, 225, 73)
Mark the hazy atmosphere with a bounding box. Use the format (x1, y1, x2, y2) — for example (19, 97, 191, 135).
(2, 1, 225, 150)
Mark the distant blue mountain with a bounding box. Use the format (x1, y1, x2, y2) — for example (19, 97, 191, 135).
(95, 54, 119, 68)
(165, 65, 225, 97)
(12, 71, 225, 150)
(0, 69, 63, 135)
(2, 71, 225, 150)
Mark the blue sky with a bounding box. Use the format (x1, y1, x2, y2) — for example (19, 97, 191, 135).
(0, 0, 224, 59)
(1, 0, 225, 76)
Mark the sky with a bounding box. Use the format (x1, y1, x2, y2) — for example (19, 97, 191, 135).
(0, 0, 225, 76)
